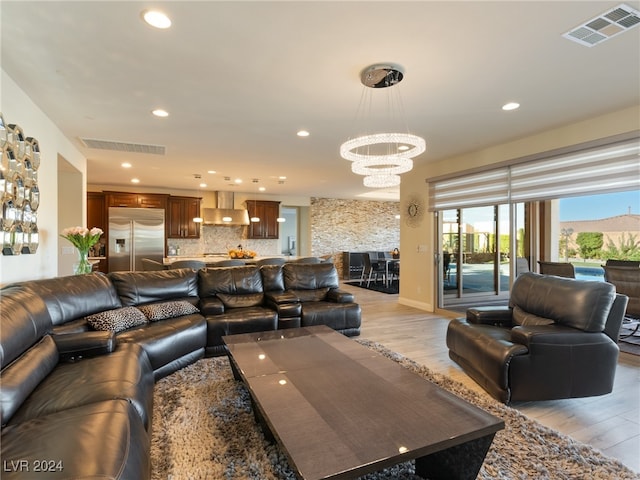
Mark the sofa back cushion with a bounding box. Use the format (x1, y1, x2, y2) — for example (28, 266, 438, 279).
(1, 286, 53, 369)
(110, 269, 199, 306)
(1, 335, 59, 426)
(512, 306, 555, 326)
(510, 272, 615, 332)
(1, 286, 58, 425)
(17, 273, 122, 326)
(260, 265, 285, 291)
(217, 293, 264, 309)
(282, 263, 339, 291)
(198, 266, 263, 297)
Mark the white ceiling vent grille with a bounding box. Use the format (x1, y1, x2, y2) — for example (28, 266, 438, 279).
(563, 3, 640, 47)
(80, 138, 166, 155)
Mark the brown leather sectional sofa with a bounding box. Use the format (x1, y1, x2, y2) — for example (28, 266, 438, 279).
(0, 262, 361, 479)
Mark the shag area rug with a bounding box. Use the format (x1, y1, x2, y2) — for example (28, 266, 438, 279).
(150, 340, 639, 480)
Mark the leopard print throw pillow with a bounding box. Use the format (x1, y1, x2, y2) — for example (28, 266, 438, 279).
(86, 306, 148, 333)
(137, 301, 200, 321)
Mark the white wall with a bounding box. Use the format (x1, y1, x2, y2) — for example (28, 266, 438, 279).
(399, 105, 640, 311)
(0, 71, 86, 285)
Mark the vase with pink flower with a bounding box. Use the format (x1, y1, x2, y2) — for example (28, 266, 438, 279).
(60, 226, 104, 274)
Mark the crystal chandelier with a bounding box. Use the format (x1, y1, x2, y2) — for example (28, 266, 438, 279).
(340, 64, 426, 188)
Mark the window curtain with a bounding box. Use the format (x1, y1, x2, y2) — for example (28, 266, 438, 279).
(429, 137, 639, 211)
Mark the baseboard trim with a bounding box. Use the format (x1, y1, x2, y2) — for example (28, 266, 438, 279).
(398, 296, 433, 312)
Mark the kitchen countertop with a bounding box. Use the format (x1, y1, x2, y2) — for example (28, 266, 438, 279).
(163, 255, 301, 265)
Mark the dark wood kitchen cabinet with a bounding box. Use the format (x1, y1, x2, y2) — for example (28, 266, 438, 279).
(105, 191, 168, 209)
(86, 192, 107, 273)
(168, 196, 201, 238)
(246, 200, 280, 239)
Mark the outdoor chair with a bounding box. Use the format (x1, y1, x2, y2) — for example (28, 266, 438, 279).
(515, 257, 530, 277)
(443, 252, 452, 282)
(605, 259, 640, 267)
(604, 266, 640, 320)
(537, 261, 575, 278)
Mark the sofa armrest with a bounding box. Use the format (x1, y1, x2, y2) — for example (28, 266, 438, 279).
(326, 288, 355, 303)
(511, 325, 613, 349)
(264, 291, 302, 324)
(199, 297, 225, 315)
(53, 331, 117, 361)
(51, 317, 91, 335)
(264, 291, 299, 304)
(466, 306, 513, 326)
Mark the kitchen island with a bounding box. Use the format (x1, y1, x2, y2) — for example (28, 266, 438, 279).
(162, 255, 307, 267)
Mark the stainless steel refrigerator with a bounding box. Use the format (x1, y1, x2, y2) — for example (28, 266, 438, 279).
(108, 207, 165, 272)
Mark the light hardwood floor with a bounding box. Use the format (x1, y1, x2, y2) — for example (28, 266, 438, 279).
(340, 282, 640, 473)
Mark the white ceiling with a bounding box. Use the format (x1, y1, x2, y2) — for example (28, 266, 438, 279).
(2, 1, 639, 201)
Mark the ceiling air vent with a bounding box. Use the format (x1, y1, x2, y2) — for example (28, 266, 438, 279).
(563, 3, 640, 47)
(79, 138, 166, 155)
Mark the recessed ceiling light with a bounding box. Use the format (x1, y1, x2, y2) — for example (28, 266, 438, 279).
(259, 186, 266, 192)
(131, 178, 140, 183)
(142, 10, 171, 29)
(199, 183, 207, 188)
(235, 178, 242, 184)
(502, 102, 520, 111)
(279, 176, 287, 180)
(207, 170, 216, 174)
(297, 130, 310, 137)
(121, 162, 132, 168)
(152, 109, 169, 117)
(398, 145, 410, 151)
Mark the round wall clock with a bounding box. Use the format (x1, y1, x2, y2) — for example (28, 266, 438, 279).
(404, 194, 424, 228)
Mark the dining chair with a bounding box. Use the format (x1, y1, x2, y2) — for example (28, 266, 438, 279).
(169, 260, 206, 270)
(389, 259, 400, 283)
(360, 253, 386, 287)
(142, 258, 166, 271)
(537, 261, 575, 278)
(292, 257, 321, 264)
(211, 259, 245, 267)
(255, 257, 286, 266)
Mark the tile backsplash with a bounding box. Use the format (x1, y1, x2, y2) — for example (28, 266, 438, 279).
(168, 225, 278, 257)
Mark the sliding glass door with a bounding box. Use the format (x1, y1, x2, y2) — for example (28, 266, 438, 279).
(438, 203, 523, 309)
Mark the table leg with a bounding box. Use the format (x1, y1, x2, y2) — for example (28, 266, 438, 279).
(385, 261, 390, 287)
(414, 433, 495, 480)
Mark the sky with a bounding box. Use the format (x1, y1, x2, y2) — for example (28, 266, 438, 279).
(560, 190, 640, 221)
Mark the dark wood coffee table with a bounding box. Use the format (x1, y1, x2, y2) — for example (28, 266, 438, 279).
(224, 326, 503, 480)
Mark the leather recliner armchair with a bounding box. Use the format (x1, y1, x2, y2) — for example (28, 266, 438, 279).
(282, 262, 361, 336)
(198, 265, 280, 356)
(446, 272, 628, 404)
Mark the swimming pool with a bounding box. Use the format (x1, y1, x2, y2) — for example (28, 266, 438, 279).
(575, 266, 604, 281)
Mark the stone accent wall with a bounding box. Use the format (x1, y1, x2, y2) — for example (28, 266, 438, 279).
(310, 197, 400, 277)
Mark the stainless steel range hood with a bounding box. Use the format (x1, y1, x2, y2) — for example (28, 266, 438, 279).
(202, 191, 250, 226)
